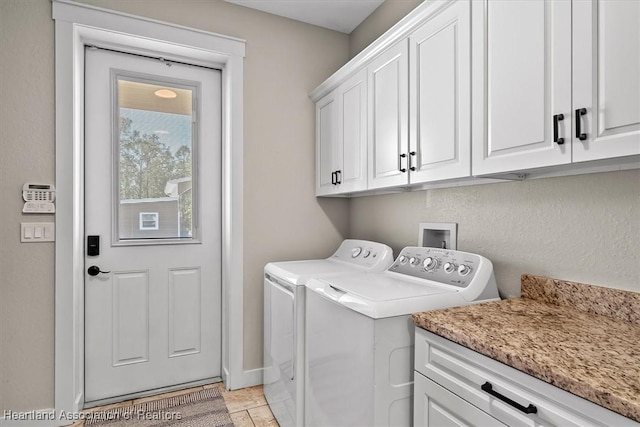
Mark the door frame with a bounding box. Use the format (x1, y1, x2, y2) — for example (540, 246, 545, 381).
(53, 0, 246, 418)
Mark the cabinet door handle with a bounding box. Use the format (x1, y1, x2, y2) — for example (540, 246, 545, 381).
(336, 170, 342, 184)
(481, 382, 537, 414)
(575, 108, 587, 141)
(553, 114, 565, 145)
(399, 153, 407, 173)
(409, 151, 416, 171)
(331, 171, 336, 185)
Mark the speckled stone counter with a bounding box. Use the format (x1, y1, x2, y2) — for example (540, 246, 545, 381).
(412, 274, 640, 422)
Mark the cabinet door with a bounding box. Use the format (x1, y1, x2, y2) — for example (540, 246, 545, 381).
(336, 69, 368, 193)
(414, 373, 507, 427)
(315, 92, 338, 196)
(368, 41, 409, 189)
(409, 0, 471, 183)
(572, 0, 640, 162)
(472, 0, 572, 175)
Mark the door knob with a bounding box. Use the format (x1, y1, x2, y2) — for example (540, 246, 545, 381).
(87, 265, 110, 276)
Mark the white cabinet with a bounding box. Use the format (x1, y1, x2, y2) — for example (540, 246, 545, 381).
(572, 0, 640, 162)
(414, 328, 639, 427)
(409, 0, 471, 183)
(472, 0, 639, 176)
(313, 0, 639, 196)
(367, 41, 409, 190)
(316, 92, 338, 195)
(315, 69, 368, 196)
(471, 0, 572, 175)
(367, 0, 472, 190)
(414, 373, 506, 427)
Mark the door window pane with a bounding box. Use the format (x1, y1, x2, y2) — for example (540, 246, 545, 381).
(116, 77, 196, 241)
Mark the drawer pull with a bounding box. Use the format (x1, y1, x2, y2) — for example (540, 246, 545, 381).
(481, 382, 538, 415)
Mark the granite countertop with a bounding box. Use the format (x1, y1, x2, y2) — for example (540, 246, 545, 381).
(412, 274, 640, 422)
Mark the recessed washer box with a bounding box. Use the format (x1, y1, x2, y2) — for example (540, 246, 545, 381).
(418, 222, 457, 250)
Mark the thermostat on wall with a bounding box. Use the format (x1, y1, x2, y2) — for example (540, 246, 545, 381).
(22, 183, 56, 213)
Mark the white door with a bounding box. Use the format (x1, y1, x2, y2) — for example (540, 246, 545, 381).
(367, 41, 409, 189)
(409, 0, 471, 184)
(315, 92, 338, 196)
(315, 69, 368, 196)
(336, 69, 368, 193)
(84, 47, 222, 402)
(572, 0, 640, 162)
(471, 0, 572, 175)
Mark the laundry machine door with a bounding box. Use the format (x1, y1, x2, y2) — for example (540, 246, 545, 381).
(305, 289, 375, 427)
(264, 276, 296, 426)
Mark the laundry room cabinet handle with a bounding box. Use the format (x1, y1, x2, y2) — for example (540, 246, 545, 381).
(399, 153, 407, 173)
(336, 170, 342, 184)
(553, 114, 565, 145)
(409, 151, 416, 171)
(481, 382, 537, 414)
(331, 171, 336, 185)
(575, 108, 587, 141)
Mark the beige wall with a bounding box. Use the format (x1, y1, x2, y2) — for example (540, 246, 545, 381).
(349, 171, 640, 297)
(0, 0, 349, 412)
(0, 0, 57, 412)
(348, 1, 640, 297)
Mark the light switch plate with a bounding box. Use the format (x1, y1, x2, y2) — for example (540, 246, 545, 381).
(21, 222, 55, 242)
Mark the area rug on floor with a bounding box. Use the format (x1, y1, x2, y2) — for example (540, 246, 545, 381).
(84, 387, 234, 427)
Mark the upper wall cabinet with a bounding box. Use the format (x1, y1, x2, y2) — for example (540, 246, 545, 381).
(311, 0, 638, 196)
(315, 69, 368, 196)
(572, 0, 640, 162)
(472, 0, 639, 176)
(409, 0, 471, 183)
(471, 0, 572, 175)
(367, 0, 472, 190)
(367, 41, 409, 190)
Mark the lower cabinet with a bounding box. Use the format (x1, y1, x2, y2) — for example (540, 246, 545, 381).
(414, 373, 506, 427)
(414, 328, 639, 427)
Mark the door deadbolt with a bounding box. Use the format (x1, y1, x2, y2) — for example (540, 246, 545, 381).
(87, 265, 110, 276)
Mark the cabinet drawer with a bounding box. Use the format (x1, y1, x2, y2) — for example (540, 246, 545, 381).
(415, 328, 639, 427)
(414, 371, 506, 427)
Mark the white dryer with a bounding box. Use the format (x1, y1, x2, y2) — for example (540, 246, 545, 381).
(304, 246, 500, 427)
(263, 239, 394, 427)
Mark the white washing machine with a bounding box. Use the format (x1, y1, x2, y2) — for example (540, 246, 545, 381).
(304, 246, 500, 427)
(263, 239, 394, 427)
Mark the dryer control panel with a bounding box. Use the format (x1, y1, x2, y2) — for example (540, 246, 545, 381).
(331, 239, 394, 270)
(388, 247, 489, 289)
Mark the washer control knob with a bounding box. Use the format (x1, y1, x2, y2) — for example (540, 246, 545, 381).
(443, 262, 457, 274)
(363, 249, 371, 258)
(398, 255, 408, 265)
(423, 257, 438, 271)
(458, 264, 472, 276)
(351, 247, 362, 258)
(409, 257, 421, 267)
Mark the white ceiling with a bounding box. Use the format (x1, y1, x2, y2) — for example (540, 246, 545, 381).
(224, 0, 385, 34)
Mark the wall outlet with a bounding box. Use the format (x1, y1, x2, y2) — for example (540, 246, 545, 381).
(21, 223, 55, 242)
(418, 222, 457, 250)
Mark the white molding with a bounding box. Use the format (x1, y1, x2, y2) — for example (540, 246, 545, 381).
(53, 1, 246, 424)
(309, 0, 453, 102)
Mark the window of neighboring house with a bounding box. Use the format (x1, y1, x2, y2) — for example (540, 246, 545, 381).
(139, 212, 159, 230)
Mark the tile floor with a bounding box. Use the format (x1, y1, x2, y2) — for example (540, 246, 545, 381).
(72, 382, 278, 426)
